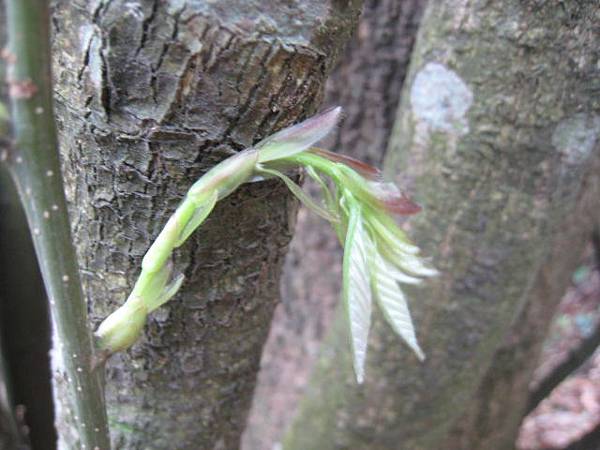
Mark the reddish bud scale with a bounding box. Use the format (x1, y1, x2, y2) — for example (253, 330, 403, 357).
(309, 148, 382, 181)
(377, 193, 422, 216)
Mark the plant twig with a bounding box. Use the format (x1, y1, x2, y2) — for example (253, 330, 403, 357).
(2, 1, 110, 448)
(96, 107, 436, 384)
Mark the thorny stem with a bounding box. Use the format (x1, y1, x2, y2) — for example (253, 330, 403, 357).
(2, 1, 110, 448)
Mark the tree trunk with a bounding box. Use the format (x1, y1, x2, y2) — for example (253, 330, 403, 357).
(51, 1, 362, 449)
(443, 168, 600, 450)
(243, 1, 426, 448)
(284, 2, 600, 449)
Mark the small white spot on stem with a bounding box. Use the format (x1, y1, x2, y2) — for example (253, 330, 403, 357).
(0, 150, 7, 162)
(72, 353, 77, 358)
(25, 187, 32, 196)
(43, 211, 50, 219)
(35, 106, 44, 115)
(52, 204, 59, 211)
(46, 169, 54, 177)
(77, 367, 83, 372)
(77, 386, 82, 392)
(33, 227, 40, 235)
(15, 156, 23, 164)
(62, 275, 70, 282)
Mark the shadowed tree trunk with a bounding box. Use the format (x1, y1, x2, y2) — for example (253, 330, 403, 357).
(0, 2, 55, 448)
(51, 1, 361, 449)
(0, 333, 23, 450)
(284, 2, 600, 449)
(243, 1, 426, 448)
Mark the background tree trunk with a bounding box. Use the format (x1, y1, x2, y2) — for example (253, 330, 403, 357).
(284, 2, 600, 449)
(243, 1, 426, 448)
(51, 1, 361, 449)
(443, 181, 599, 450)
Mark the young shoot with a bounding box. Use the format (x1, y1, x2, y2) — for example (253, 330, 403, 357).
(96, 107, 437, 382)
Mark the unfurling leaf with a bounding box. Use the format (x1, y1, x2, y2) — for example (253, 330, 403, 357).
(97, 106, 437, 383)
(343, 200, 373, 383)
(175, 190, 218, 247)
(258, 166, 339, 223)
(256, 107, 341, 163)
(147, 273, 185, 313)
(372, 252, 425, 361)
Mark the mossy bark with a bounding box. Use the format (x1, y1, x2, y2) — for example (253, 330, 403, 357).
(284, 2, 600, 449)
(51, 1, 362, 449)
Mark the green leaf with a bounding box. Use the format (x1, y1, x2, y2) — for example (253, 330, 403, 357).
(387, 249, 438, 278)
(368, 214, 420, 255)
(256, 107, 341, 163)
(306, 165, 337, 214)
(258, 167, 339, 223)
(133, 260, 172, 303)
(372, 252, 425, 361)
(175, 190, 218, 247)
(147, 273, 185, 313)
(343, 201, 373, 383)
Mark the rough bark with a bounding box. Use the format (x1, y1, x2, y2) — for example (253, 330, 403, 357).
(284, 2, 600, 450)
(324, 0, 426, 166)
(243, 1, 426, 448)
(51, 1, 362, 449)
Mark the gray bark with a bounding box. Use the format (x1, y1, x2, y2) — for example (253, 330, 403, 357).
(243, 1, 426, 448)
(51, 1, 362, 449)
(284, 2, 600, 449)
(444, 166, 600, 450)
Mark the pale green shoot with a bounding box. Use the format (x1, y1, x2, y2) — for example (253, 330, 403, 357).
(96, 107, 437, 384)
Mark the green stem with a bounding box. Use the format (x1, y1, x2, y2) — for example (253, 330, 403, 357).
(290, 152, 344, 183)
(96, 149, 258, 355)
(2, 1, 110, 448)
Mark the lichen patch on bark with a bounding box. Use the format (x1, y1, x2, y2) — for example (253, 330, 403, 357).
(410, 62, 473, 136)
(552, 113, 600, 166)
